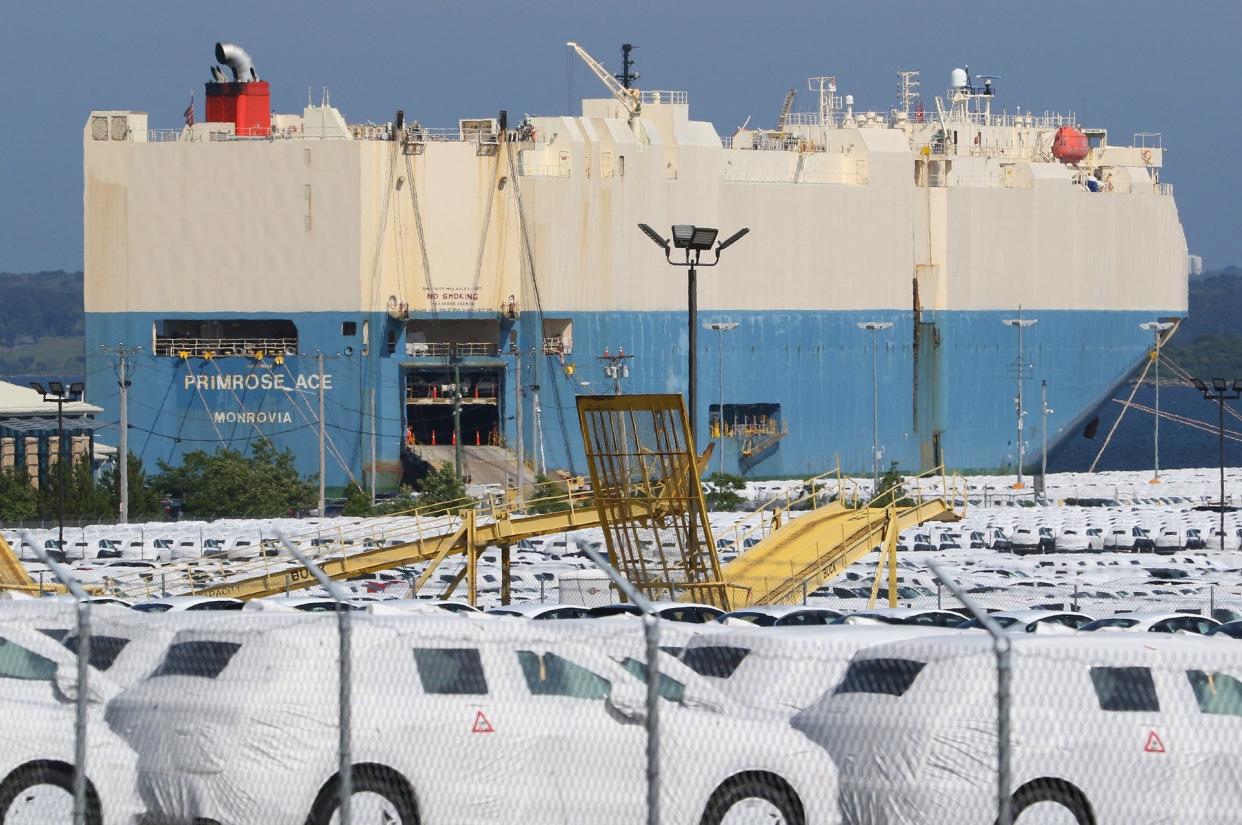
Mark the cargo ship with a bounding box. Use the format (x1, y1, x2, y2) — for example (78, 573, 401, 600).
(80, 42, 1187, 489)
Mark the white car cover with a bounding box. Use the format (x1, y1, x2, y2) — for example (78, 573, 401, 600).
(792, 633, 1242, 825)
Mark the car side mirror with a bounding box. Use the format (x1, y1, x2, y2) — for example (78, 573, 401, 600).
(55, 664, 103, 705)
(606, 680, 648, 722)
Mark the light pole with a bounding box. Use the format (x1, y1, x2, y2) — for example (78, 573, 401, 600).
(704, 321, 738, 474)
(856, 321, 893, 491)
(1190, 378, 1242, 552)
(1040, 379, 1054, 500)
(1140, 321, 1175, 484)
(638, 223, 749, 447)
(1002, 313, 1038, 489)
(30, 382, 84, 553)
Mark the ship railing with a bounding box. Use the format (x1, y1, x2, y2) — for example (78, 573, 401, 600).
(404, 342, 497, 358)
(146, 129, 192, 143)
(1156, 183, 1174, 196)
(722, 134, 822, 152)
(639, 90, 687, 105)
(405, 342, 452, 357)
(153, 337, 299, 358)
(542, 337, 572, 356)
(405, 383, 499, 402)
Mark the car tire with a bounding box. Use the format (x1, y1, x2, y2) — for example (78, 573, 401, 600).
(307, 765, 419, 825)
(1007, 779, 1094, 825)
(699, 775, 805, 825)
(0, 763, 101, 825)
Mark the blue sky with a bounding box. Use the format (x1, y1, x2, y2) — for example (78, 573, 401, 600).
(1, 0, 1236, 272)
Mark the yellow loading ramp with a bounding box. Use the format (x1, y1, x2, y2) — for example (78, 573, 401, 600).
(721, 485, 961, 609)
(182, 489, 609, 602)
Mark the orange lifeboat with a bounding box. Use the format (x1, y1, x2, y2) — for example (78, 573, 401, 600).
(1051, 125, 1089, 164)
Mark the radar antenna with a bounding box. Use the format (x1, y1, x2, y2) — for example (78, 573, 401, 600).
(897, 70, 921, 114)
(615, 43, 639, 90)
(807, 76, 840, 127)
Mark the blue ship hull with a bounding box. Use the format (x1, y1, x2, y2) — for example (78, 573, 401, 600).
(84, 308, 1173, 488)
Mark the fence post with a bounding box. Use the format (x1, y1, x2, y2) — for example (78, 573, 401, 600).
(23, 531, 91, 825)
(580, 543, 661, 825)
(281, 534, 352, 825)
(929, 560, 1012, 825)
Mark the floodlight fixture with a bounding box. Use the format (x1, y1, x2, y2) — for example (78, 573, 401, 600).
(69, 382, 84, 398)
(637, 223, 669, 251)
(29, 382, 46, 396)
(690, 227, 718, 250)
(49, 381, 64, 396)
(1191, 374, 1242, 550)
(716, 227, 750, 253)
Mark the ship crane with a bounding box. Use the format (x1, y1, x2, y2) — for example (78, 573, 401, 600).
(776, 88, 796, 131)
(566, 41, 641, 119)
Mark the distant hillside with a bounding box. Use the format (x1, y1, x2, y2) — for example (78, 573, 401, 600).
(1161, 267, 1242, 381)
(0, 271, 84, 377)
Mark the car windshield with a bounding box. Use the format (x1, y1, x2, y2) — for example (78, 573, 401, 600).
(1080, 617, 1140, 631)
(959, 615, 1020, 629)
(678, 646, 750, 679)
(1187, 670, 1242, 718)
(836, 658, 926, 697)
(132, 603, 173, 613)
(724, 612, 774, 626)
(152, 641, 242, 679)
(617, 657, 686, 703)
(518, 651, 610, 700)
(63, 634, 130, 671)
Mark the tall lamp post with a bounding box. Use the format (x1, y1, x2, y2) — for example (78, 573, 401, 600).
(704, 321, 738, 474)
(637, 223, 749, 447)
(1001, 313, 1038, 489)
(1140, 321, 1175, 484)
(30, 381, 85, 554)
(1190, 378, 1242, 552)
(856, 321, 893, 491)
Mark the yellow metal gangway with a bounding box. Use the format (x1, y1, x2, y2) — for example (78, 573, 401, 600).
(720, 467, 966, 608)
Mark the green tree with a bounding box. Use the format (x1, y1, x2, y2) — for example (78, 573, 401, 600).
(38, 459, 112, 522)
(873, 465, 913, 508)
(414, 463, 468, 515)
(0, 467, 38, 523)
(703, 472, 746, 511)
(527, 473, 572, 514)
(341, 481, 373, 517)
(154, 438, 315, 518)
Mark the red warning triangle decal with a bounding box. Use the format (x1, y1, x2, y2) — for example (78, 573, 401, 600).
(471, 710, 494, 734)
(1144, 730, 1165, 753)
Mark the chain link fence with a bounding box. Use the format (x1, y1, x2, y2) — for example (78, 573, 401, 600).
(8, 530, 1242, 824)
